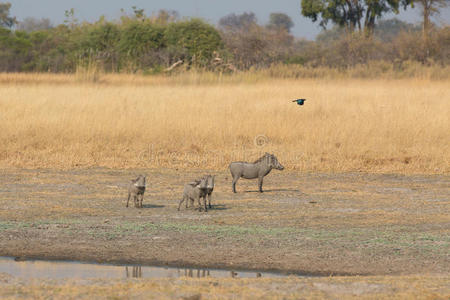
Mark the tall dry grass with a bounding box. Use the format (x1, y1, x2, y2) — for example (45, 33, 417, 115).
(0, 73, 448, 173)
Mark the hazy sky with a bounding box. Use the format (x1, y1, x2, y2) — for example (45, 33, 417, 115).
(9, 0, 450, 40)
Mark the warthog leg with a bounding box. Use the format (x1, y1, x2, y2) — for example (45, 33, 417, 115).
(197, 196, 203, 211)
(126, 193, 130, 207)
(178, 196, 186, 211)
(258, 177, 264, 193)
(232, 177, 239, 193)
(138, 194, 143, 208)
(203, 195, 208, 212)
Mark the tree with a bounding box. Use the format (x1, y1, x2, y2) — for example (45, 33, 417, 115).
(0, 26, 33, 71)
(316, 19, 419, 44)
(414, 0, 449, 61)
(132, 6, 145, 20)
(375, 18, 419, 41)
(267, 13, 294, 32)
(165, 19, 223, 67)
(316, 26, 345, 43)
(152, 9, 179, 25)
(300, 0, 413, 35)
(17, 17, 52, 32)
(219, 12, 257, 31)
(118, 20, 165, 69)
(0, 2, 16, 28)
(415, 0, 449, 41)
(63, 8, 78, 29)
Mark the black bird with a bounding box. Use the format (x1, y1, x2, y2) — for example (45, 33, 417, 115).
(292, 98, 306, 105)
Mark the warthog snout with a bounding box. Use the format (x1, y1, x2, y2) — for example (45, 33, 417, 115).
(271, 155, 284, 170)
(276, 163, 285, 170)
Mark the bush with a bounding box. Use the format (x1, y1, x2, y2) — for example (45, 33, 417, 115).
(0, 28, 32, 71)
(165, 19, 223, 67)
(118, 21, 165, 71)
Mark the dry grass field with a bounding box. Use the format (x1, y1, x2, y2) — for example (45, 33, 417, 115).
(0, 72, 448, 173)
(1, 274, 449, 299)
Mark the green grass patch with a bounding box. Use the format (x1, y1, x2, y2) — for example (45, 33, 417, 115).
(0, 221, 15, 231)
(0, 221, 31, 231)
(1, 219, 448, 256)
(156, 222, 297, 237)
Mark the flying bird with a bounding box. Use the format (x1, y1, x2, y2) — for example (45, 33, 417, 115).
(292, 99, 306, 105)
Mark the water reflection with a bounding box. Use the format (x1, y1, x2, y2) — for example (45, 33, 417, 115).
(125, 266, 142, 278)
(0, 257, 289, 280)
(179, 269, 210, 278)
(124, 266, 263, 279)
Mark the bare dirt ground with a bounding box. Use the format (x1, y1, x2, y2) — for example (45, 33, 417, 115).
(0, 168, 448, 274)
(0, 168, 449, 298)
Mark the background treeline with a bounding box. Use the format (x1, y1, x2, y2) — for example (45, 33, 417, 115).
(0, 4, 449, 74)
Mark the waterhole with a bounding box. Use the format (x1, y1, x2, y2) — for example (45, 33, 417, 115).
(0, 257, 297, 279)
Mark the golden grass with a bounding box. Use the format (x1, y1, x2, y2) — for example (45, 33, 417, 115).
(1, 275, 449, 299)
(0, 73, 448, 173)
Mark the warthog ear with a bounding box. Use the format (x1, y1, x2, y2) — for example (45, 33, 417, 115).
(269, 154, 276, 165)
(188, 179, 201, 186)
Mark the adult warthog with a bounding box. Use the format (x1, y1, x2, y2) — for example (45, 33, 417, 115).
(229, 153, 284, 193)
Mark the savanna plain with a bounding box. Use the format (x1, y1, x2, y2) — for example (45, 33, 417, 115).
(0, 73, 449, 299)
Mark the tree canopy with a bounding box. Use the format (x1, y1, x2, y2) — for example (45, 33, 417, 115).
(218, 12, 257, 31)
(0, 2, 16, 28)
(301, 0, 413, 34)
(267, 13, 294, 32)
(17, 17, 53, 32)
